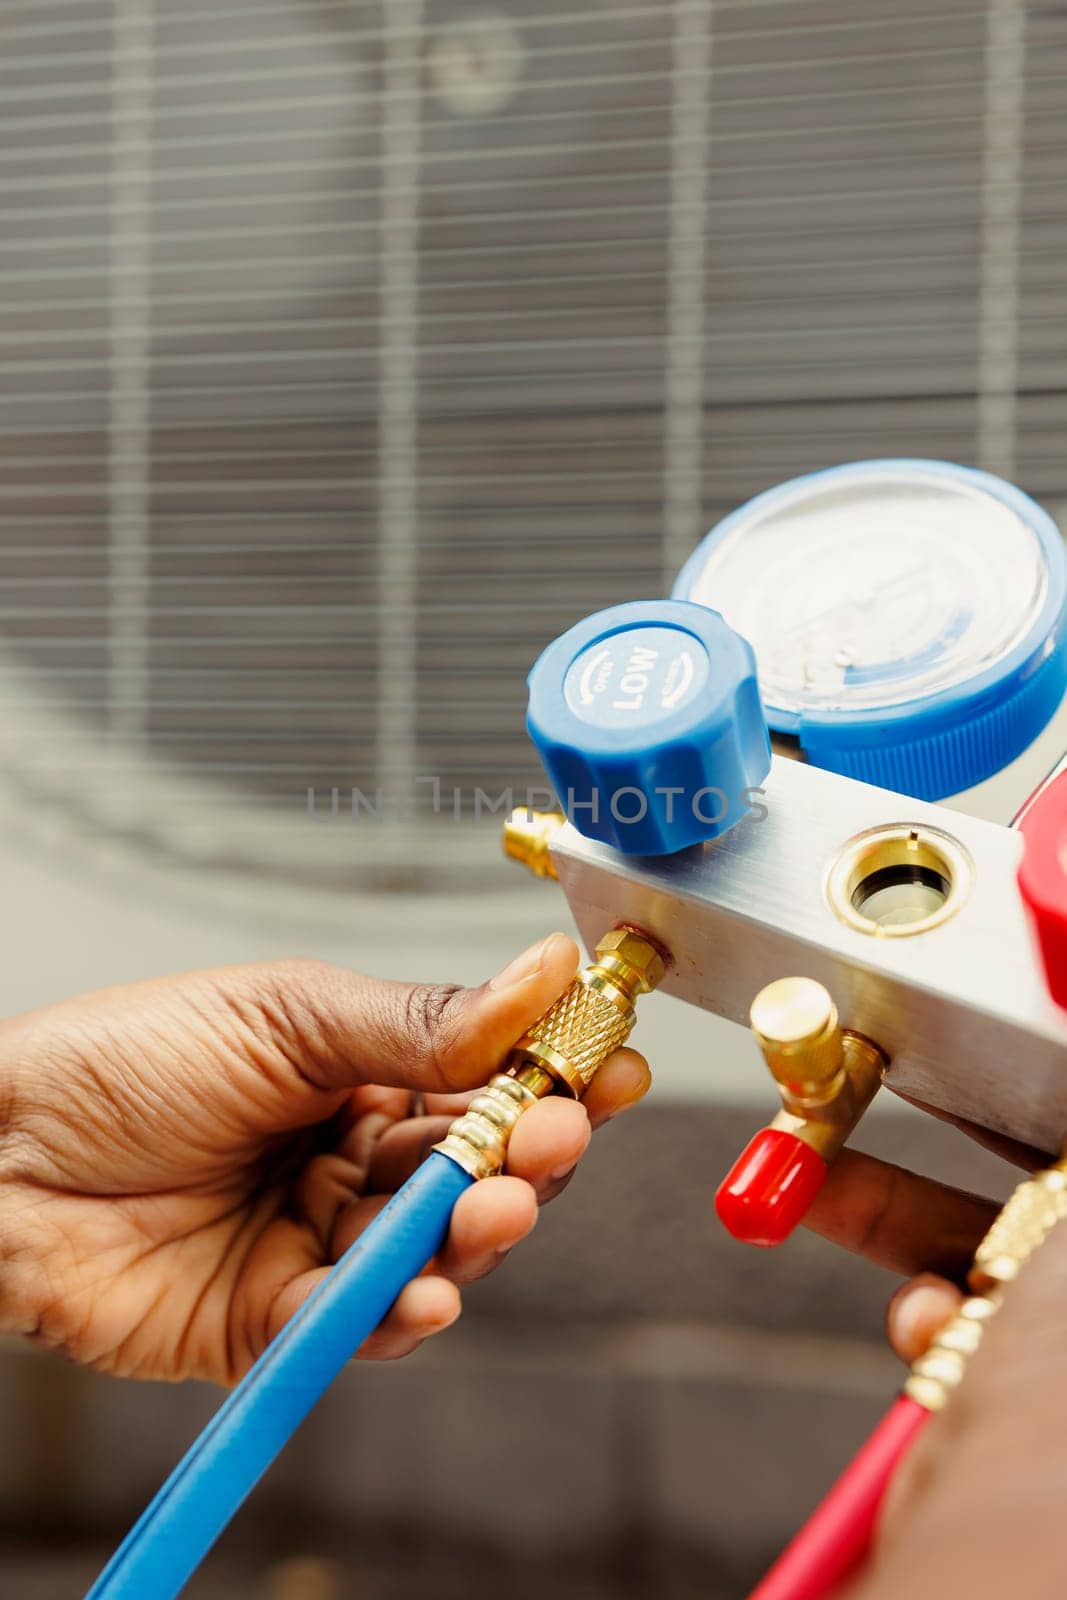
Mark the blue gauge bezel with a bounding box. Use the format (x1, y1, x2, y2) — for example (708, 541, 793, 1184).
(672, 460, 1067, 795)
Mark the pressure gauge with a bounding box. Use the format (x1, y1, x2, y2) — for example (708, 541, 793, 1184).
(673, 461, 1067, 800)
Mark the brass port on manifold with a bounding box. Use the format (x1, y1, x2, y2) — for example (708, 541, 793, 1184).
(750, 976, 886, 1164)
(502, 807, 565, 880)
(826, 822, 972, 938)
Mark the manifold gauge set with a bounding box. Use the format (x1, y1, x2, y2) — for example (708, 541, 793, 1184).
(517, 459, 1067, 1202)
(89, 459, 1067, 1600)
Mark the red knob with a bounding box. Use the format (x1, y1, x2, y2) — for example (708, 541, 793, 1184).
(1017, 769, 1067, 1011)
(715, 1128, 828, 1247)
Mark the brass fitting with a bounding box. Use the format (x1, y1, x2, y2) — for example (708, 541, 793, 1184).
(502, 808, 565, 879)
(749, 977, 886, 1164)
(905, 1294, 1001, 1412)
(751, 977, 844, 1104)
(970, 1159, 1067, 1290)
(905, 1149, 1067, 1410)
(511, 925, 666, 1097)
(434, 926, 667, 1178)
(433, 1065, 555, 1182)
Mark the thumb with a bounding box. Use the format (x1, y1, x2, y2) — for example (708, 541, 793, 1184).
(221, 932, 581, 1100)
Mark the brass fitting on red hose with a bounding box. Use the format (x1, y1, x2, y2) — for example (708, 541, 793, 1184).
(434, 925, 667, 1179)
(716, 977, 887, 1247)
(906, 1152, 1067, 1409)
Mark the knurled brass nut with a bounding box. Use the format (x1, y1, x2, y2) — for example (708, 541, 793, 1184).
(595, 927, 667, 993)
(750, 976, 842, 1087)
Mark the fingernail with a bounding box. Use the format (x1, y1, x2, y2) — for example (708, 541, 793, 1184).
(489, 932, 569, 993)
(891, 1294, 920, 1350)
(614, 1065, 653, 1110)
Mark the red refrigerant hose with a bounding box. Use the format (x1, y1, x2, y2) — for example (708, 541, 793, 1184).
(745, 763, 1067, 1600)
(747, 1395, 929, 1600)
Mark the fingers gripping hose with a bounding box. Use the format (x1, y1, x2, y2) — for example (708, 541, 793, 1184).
(86, 928, 666, 1600)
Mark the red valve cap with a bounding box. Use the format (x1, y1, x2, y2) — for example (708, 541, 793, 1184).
(715, 1128, 828, 1248)
(1018, 769, 1067, 1012)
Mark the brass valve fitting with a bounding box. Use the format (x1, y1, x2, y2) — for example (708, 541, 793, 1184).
(717, 977, 887, 1245)
(434, 925, 667, 1180)
(906, 1151, 1067, 1410)
(750, 977, 886, 1164)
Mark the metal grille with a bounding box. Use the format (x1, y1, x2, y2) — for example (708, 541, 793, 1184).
(0, 0, 1062, 890)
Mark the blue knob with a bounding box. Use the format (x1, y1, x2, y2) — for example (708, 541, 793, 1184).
(526, 600, 771, 855)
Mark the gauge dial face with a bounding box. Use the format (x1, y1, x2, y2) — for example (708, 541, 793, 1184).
(680, 468, 1050, 721)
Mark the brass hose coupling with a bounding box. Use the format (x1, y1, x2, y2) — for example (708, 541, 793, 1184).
(434, 926, 668, 1180)
(906, 1151, 1067, 1411)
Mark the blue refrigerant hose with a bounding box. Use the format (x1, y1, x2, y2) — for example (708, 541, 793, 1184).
(85, 1151, 473, 1600)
